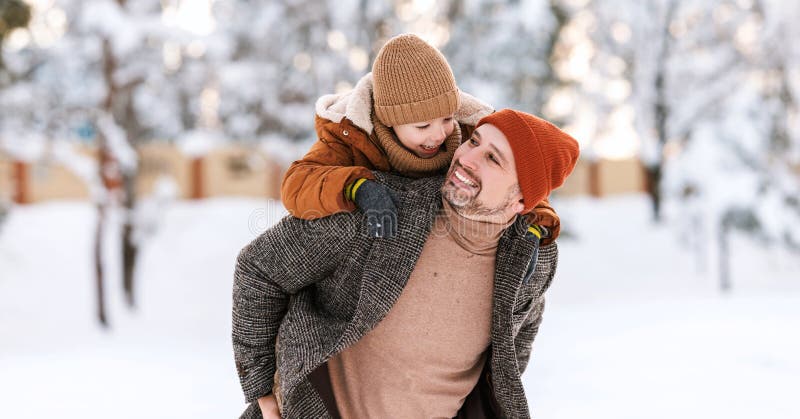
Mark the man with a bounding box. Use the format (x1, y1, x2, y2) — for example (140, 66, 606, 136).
(232, 109, 580, 418)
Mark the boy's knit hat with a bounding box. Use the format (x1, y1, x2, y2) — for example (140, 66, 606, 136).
(476, 109, 580, 214)
(372, 34, 460, 127)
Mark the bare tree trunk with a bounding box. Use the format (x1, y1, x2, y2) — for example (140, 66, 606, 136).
(95, 38, 116, 326)
(119, 90, 140, 308)
(95, 144, 118, 327)
(94, 201, 108, 327)
(122, 173, 137, 307)
(99, 3, 142, 310)
(770, 63, 794, 155)
(649, 65, 667, 220)
(644, 163, 663, 221)
(644, 0, 678, 222)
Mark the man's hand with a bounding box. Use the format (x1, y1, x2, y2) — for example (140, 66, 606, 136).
(347, 179, 399, 238)
(257, 394, 280, 419)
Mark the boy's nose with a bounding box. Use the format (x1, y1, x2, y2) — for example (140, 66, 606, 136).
(433, 125, 447, 142)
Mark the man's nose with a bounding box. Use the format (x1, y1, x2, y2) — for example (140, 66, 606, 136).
(459, 148, 480, 170)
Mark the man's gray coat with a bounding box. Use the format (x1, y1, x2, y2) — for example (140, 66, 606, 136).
(232, 174, 558, 418)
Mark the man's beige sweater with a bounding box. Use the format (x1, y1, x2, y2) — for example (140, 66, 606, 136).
(328, 200, 513, 418)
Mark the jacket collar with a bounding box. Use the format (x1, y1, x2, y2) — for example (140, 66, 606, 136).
(315, 73, 494, 134)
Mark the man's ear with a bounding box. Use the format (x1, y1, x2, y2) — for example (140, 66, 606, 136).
(512, 199, 525, 215)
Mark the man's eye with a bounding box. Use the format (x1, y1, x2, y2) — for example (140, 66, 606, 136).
(469, 138, 478, 145)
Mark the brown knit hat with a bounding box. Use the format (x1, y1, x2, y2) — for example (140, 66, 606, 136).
(372, 34, 460, 127)
(476, 109, 580, 214)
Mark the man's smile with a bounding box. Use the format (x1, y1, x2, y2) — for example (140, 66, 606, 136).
(454, 170, 478, 187)
(448, 165, 480, 192)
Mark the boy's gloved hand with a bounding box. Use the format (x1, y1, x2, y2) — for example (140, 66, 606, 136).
(522, 225, 550, 285)
(346, 178, 399, 238)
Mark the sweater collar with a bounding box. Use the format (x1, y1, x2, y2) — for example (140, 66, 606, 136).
(436, 197, 515, 256)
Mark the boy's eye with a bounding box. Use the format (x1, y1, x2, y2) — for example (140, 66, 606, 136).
(416, 124, 430, 130)
(469, 137, 478, 145)
(444, 117, 453, 122)
(488, 154, 499, 164)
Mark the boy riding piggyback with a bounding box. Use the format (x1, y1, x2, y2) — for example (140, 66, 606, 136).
(281, 34, 561, 240)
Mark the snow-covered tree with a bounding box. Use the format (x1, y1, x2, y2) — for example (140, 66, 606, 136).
(0, 0, 189, 325)
(553, 0, 798, 288)
(0, 0, 31, 227)
(652, 0, 800, 289)
(5, 0, 795, 300)
(584, 0, 753, 221)
(443, 0, 563, 114)
(204, 0, 405, 143)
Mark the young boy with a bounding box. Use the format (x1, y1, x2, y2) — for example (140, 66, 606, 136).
(281, 34, 560, 240)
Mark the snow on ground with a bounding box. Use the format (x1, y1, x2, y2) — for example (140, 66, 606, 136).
(524, 196, 800, 419)
(0, 198, 283, 418)
(0, 195, 798, 418)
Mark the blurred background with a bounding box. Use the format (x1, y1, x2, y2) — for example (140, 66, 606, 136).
(0, 0, 798, 418)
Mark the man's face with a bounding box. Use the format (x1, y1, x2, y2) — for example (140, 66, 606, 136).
(442, 123, 525, 223)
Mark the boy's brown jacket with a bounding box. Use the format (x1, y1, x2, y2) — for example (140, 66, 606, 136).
(281, 73, 562, 243)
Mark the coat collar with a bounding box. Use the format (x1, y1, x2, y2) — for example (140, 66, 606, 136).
(315, 73, 494, 134)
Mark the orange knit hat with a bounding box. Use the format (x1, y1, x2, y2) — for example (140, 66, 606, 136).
(476, 109, 580, 214)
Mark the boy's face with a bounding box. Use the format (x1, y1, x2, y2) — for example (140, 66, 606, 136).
(442, 123, 525, 223)
(392, 115, 456, 158)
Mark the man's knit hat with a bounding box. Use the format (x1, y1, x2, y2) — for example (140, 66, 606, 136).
(476, 109, 580, 214)
(372, 34, 460, 127)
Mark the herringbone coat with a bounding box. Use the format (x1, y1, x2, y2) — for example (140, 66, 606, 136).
(232, 173, 558, 418)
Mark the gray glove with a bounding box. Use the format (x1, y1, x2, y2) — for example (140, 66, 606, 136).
(348, 179, 399, 238)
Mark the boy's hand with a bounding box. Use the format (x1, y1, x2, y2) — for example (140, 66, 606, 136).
(348, 179, 399, 238)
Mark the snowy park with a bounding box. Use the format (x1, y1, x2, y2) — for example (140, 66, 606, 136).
(2, 0, 800, 418)
(1, 194, 799, 418)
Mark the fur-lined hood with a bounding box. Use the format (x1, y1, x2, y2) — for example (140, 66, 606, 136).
(315, 73, 494, 133)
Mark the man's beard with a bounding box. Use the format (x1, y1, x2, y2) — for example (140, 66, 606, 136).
(442, 165, 520, 220)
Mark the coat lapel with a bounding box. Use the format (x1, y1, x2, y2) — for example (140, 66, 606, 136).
(492, 218, 537, 331)
(488, 218, 538, 416)
(333, 186, 441, 353)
